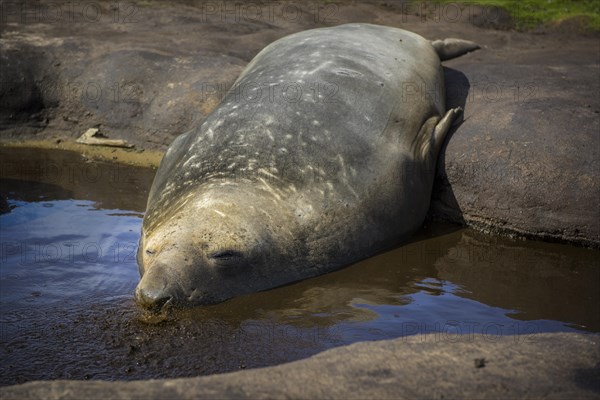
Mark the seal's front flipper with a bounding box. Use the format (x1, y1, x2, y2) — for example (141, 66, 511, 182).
(431, 38, 479, 61)
(417, 107, 463, 163)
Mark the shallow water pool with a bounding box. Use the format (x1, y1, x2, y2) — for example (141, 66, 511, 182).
(1, 147, 598, 385)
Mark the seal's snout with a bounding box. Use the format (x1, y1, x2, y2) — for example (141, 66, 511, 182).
(135, 285, 172, 311)
(134, 268, 178, 312)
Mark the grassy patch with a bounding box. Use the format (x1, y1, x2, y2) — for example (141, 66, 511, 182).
(432, 0, 600, 31)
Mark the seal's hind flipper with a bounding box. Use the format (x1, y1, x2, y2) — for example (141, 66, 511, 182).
(416, 107, 463, 163)
(432, 107, 462, 158)
(431, 38, 479, 61)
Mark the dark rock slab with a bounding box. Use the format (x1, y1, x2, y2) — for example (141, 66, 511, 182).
(431, 38, 600, 247)
(2, 333, 599, 399)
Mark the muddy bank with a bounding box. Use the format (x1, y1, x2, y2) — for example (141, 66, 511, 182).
(0, 140, 162, 168)
(2, 333, 599, 399)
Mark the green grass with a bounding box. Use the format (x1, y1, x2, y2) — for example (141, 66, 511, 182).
(431, 0, 600, 31)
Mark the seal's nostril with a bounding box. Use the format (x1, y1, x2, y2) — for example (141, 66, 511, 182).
(136, 286, 172, 312)
(153, 295, 172, 310)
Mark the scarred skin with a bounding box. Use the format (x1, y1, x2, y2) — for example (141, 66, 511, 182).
(135, 23, 473, 311)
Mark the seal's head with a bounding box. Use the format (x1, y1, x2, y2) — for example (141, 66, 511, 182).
(135, 185, 300, 312)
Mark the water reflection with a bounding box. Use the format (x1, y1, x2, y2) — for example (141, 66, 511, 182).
(182, 227, 599, 337)
(0, 147, 154, 212)
(435, 231, 600, 331)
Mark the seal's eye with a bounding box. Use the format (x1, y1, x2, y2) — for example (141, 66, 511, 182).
(146, 249, 155, 256)
(210, 249, 243, 261)
(209, 250, 245, 267)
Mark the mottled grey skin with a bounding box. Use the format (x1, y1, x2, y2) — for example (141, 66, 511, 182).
(135, 23, 476, 310)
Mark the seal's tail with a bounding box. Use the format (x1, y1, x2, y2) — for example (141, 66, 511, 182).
(431, 38, 479, 61)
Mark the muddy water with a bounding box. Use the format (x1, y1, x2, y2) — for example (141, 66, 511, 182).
(1, 147, 599, 385)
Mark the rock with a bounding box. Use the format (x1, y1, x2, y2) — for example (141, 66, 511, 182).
(1, 333, 598, 399)
(431, 38, 600, 248)
(0, 43, 50, 133)
(76, 127, 133, 148)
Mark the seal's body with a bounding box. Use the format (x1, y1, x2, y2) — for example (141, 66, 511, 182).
(135, 24, 476, 310)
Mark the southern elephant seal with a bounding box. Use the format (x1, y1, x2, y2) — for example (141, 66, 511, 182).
(135, 23, 477, 311)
